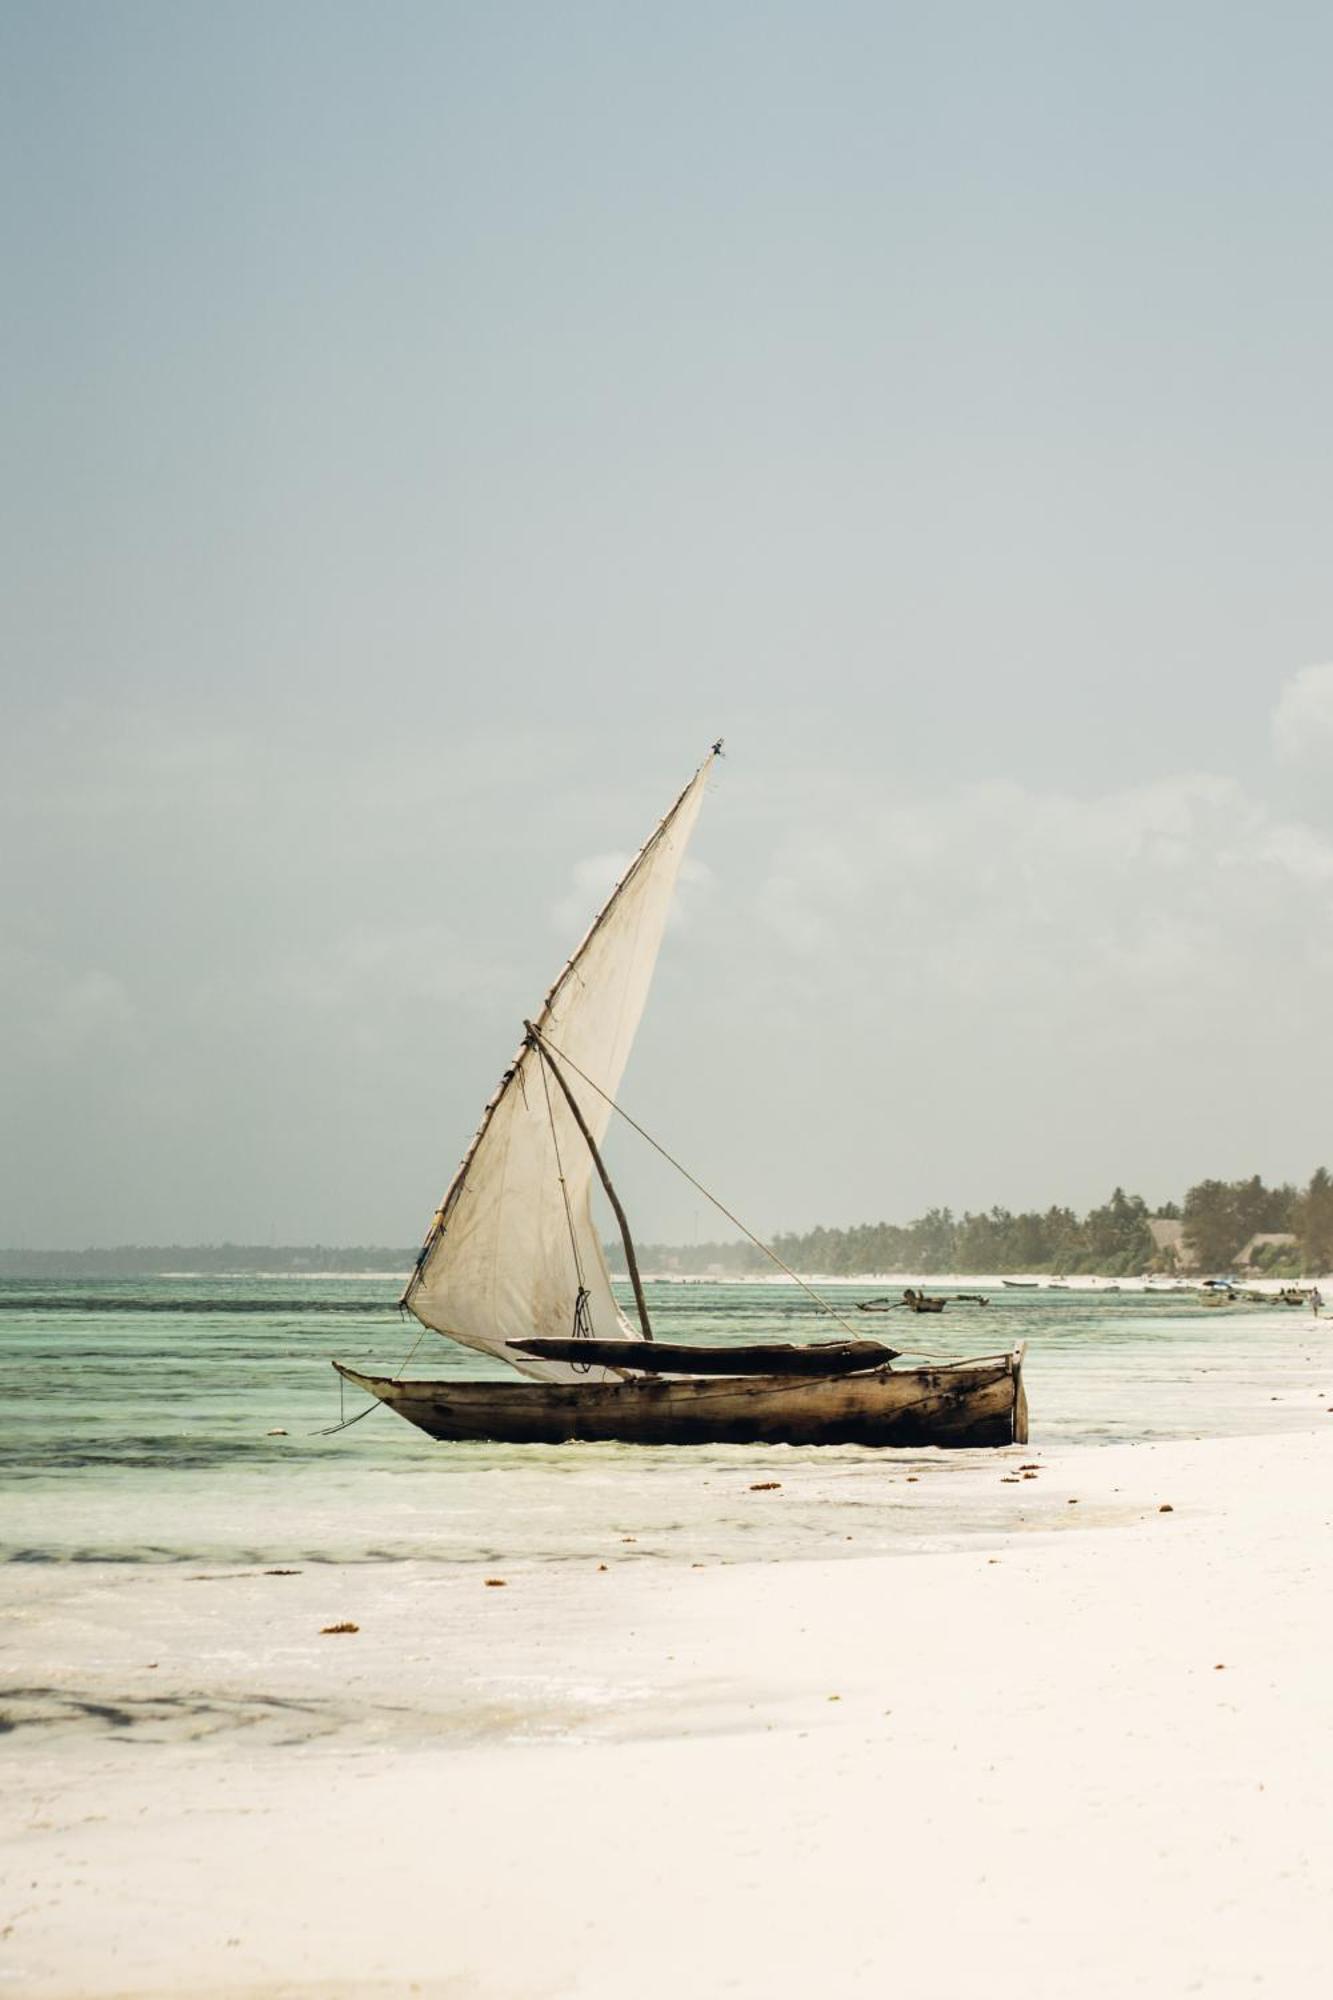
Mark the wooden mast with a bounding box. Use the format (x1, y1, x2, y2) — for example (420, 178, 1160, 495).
(526, 1023, 654, 1342)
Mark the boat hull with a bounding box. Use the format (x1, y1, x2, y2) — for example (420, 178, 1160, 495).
(333, 1345, 1028, 1449)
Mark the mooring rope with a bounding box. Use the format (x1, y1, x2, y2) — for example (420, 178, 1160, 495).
(310, 1319, 430, 1435)
(312, 1398, 381, 1437)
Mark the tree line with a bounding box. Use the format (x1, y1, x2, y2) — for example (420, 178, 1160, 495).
(612, 1169, 1333, 1278)
(4, 1169, 1331, 1278)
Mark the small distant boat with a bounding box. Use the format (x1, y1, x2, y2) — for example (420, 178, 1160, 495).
(903, 1288, 947, 1314)
(856, 1288, 948, 1315)
(335, 750, 1027, 1450)
(1002, 1279, 1039, 1289)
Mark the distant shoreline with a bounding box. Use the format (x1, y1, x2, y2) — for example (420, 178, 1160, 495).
(0, 1246, 418, 1278)
(1, 1252, 1327, 1287)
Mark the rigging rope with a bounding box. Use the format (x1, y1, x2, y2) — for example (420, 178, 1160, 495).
(536, 1041, 586, 1294)
(535, 1040, 594, 1363)
(312, 1398, 381, 1437)
(535, 1042, 596, 1369)
(528, 1025, 868, 1342)
(311, 1319, 431, 1435)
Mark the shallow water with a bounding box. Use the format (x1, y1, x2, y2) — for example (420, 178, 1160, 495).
(5, 1275, 1328, 1569)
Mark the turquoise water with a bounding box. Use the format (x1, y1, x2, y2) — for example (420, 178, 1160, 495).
(4, 1277, 1327, 1566)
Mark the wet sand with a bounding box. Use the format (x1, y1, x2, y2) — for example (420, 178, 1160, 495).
(5, 1419, 1333, 1998)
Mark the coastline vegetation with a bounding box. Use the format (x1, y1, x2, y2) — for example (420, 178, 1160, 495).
(4, 1171, 1330, 1279)
(611, 1169, 1333, 1279)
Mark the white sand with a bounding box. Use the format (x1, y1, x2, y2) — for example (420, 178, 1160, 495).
(5, 1420, 1333, 1999)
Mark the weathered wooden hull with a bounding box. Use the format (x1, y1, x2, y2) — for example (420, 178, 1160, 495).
(333, 1345, 1028, 1449)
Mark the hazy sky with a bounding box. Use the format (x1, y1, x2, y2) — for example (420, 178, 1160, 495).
(3, 2, 1332, 1247)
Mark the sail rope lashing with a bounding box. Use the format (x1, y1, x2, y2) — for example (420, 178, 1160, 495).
(527, 1025, 866, 1343)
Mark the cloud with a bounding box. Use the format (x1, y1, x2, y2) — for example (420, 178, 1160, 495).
(1272, 663, 1333, 765)
(0, 949, 139, 1065)
(6, 694, 1332, 1242)
(550, 853, 631, 937)
(754, 771, 1333, 1014)
(549, 852, 712, 938)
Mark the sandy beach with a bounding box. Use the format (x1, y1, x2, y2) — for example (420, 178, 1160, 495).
(6, 1395, 1333, 2000)
(9, 1, 1333, 1992)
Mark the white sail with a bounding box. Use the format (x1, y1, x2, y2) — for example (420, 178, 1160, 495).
(402, 753, 715, 1381)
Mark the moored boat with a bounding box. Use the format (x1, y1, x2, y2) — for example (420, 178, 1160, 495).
(335, 1347, 1028, 1448)
(335, 747, 1030, 1451)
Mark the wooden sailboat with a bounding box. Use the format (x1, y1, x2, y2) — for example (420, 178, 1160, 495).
(335, 748, 1028, 1449)
(335, 1350, 1026, 1447)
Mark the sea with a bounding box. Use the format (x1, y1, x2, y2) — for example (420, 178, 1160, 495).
(4, 1276, 1328, 1571)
